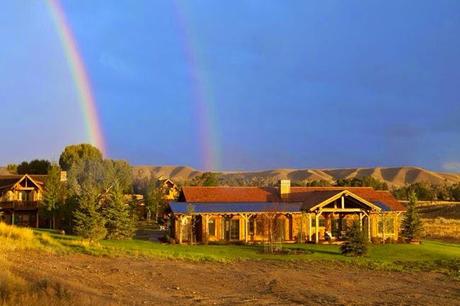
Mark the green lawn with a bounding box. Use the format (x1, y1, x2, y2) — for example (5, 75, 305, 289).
(32, 229, 459, 275)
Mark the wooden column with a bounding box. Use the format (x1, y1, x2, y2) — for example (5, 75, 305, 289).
(315, 213, 319, 244)
(382, 214, 386, 243)
(204, 214, 209, 243)
(367, 215, 371, 242)
(299, 213, 304, 243)
(245, 214, 249, 243)
(178, 216, 183, 244)
(308, 213, 312, 242)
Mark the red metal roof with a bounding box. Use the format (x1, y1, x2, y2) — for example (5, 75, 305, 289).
(181, 186, 405, 211)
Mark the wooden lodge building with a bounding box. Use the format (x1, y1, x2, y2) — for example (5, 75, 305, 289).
(168, 180, 406, 244)
(0, 174, 47, 227)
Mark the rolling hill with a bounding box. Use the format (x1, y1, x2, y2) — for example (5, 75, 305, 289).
(2, 165, 459, 187)
(133, 166, 460, 187)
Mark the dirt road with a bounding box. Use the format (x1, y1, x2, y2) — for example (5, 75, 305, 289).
(9, 252, 460, 305)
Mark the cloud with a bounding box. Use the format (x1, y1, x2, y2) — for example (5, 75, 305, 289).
(442, 162, 460, 172)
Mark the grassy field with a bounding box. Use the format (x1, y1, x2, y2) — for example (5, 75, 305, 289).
(2, 224, 457, 272)
(0, 223, 459, 305)
(416, 202, 460, 241)
(1, 223, 458, 268)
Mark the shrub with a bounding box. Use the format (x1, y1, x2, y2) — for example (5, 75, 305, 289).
(340, 221, 368, 256)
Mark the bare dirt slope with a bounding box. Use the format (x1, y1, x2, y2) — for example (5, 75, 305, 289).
(9, 252, 460, 305)
(133, 165, 460, 187)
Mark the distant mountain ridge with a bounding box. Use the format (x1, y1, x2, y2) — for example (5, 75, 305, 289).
(132, 166, 460, 187)
(2, 165, 458, 187)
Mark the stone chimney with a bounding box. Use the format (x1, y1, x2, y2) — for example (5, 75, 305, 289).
(279, 179, 291, 198)
(60, 171, 67, 182)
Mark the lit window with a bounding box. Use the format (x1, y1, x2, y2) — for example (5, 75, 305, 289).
(208, 219, 216, 236)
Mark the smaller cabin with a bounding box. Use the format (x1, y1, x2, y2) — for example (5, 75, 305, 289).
(158, 178, 180, 200)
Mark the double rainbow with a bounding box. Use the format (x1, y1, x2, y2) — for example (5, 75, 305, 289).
(46, 0, 221, 170)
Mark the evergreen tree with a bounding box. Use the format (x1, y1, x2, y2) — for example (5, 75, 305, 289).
(73, 182, 107, 241)
(42, 165, 65, 229)
(401, 191, 423, 242)
(104, 183, 136, 240)
(340, 221, 368, 256)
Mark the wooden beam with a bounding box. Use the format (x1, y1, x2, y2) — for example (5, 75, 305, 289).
(308, 213, 312, 242)
(341, 196, 345, 209)
(321, 208, 364, 213)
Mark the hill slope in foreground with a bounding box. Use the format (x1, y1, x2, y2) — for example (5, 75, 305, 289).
(133, 166, 460, 187)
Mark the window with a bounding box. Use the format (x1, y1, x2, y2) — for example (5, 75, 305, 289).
(312, 217, 325, 227)
(256, 218, 265, 235)
(208, 218, 216, 236)
(230, 219, 239, 240)
(378, 217, 395, 235)
(275, 219, 285, 240)
(249, 218, 255, 235)
(20, 191, 32, 201)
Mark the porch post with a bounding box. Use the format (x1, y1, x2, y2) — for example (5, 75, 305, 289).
(178, 216, 183, 244)
(299, 212, 304, 243)
(315, 212, 319, 244)
(382, 214, 386, 243)
(308, 213, 312, 242)
(204, 214, 209, 243)
(244, 214, 249, 243)
(11, 210, 15, 225)
(367, 215, 371, 242)
(359, 213, 363, 231)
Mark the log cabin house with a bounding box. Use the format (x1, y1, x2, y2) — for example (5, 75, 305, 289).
(168, 180, 405, 244)
(0, 174, 47, 227)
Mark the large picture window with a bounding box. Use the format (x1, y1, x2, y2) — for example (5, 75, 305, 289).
(208, 218, 216, 236)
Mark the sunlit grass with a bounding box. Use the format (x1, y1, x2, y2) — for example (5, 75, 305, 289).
(0, 223, 458, 276)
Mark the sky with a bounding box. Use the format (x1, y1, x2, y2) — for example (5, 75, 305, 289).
(1, 1, 460, 172)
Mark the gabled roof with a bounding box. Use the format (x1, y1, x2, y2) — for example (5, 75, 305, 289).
(305, 190, 382, 212)
(180, 186, 405, 211)
(0, 174, 46, 192)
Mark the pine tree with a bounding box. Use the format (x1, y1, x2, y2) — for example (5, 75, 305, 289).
(401, 191, 423, 242)
(340, 221, 368, 256)
(104, 183, 136, 240)
(73, 183, 107, 242)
